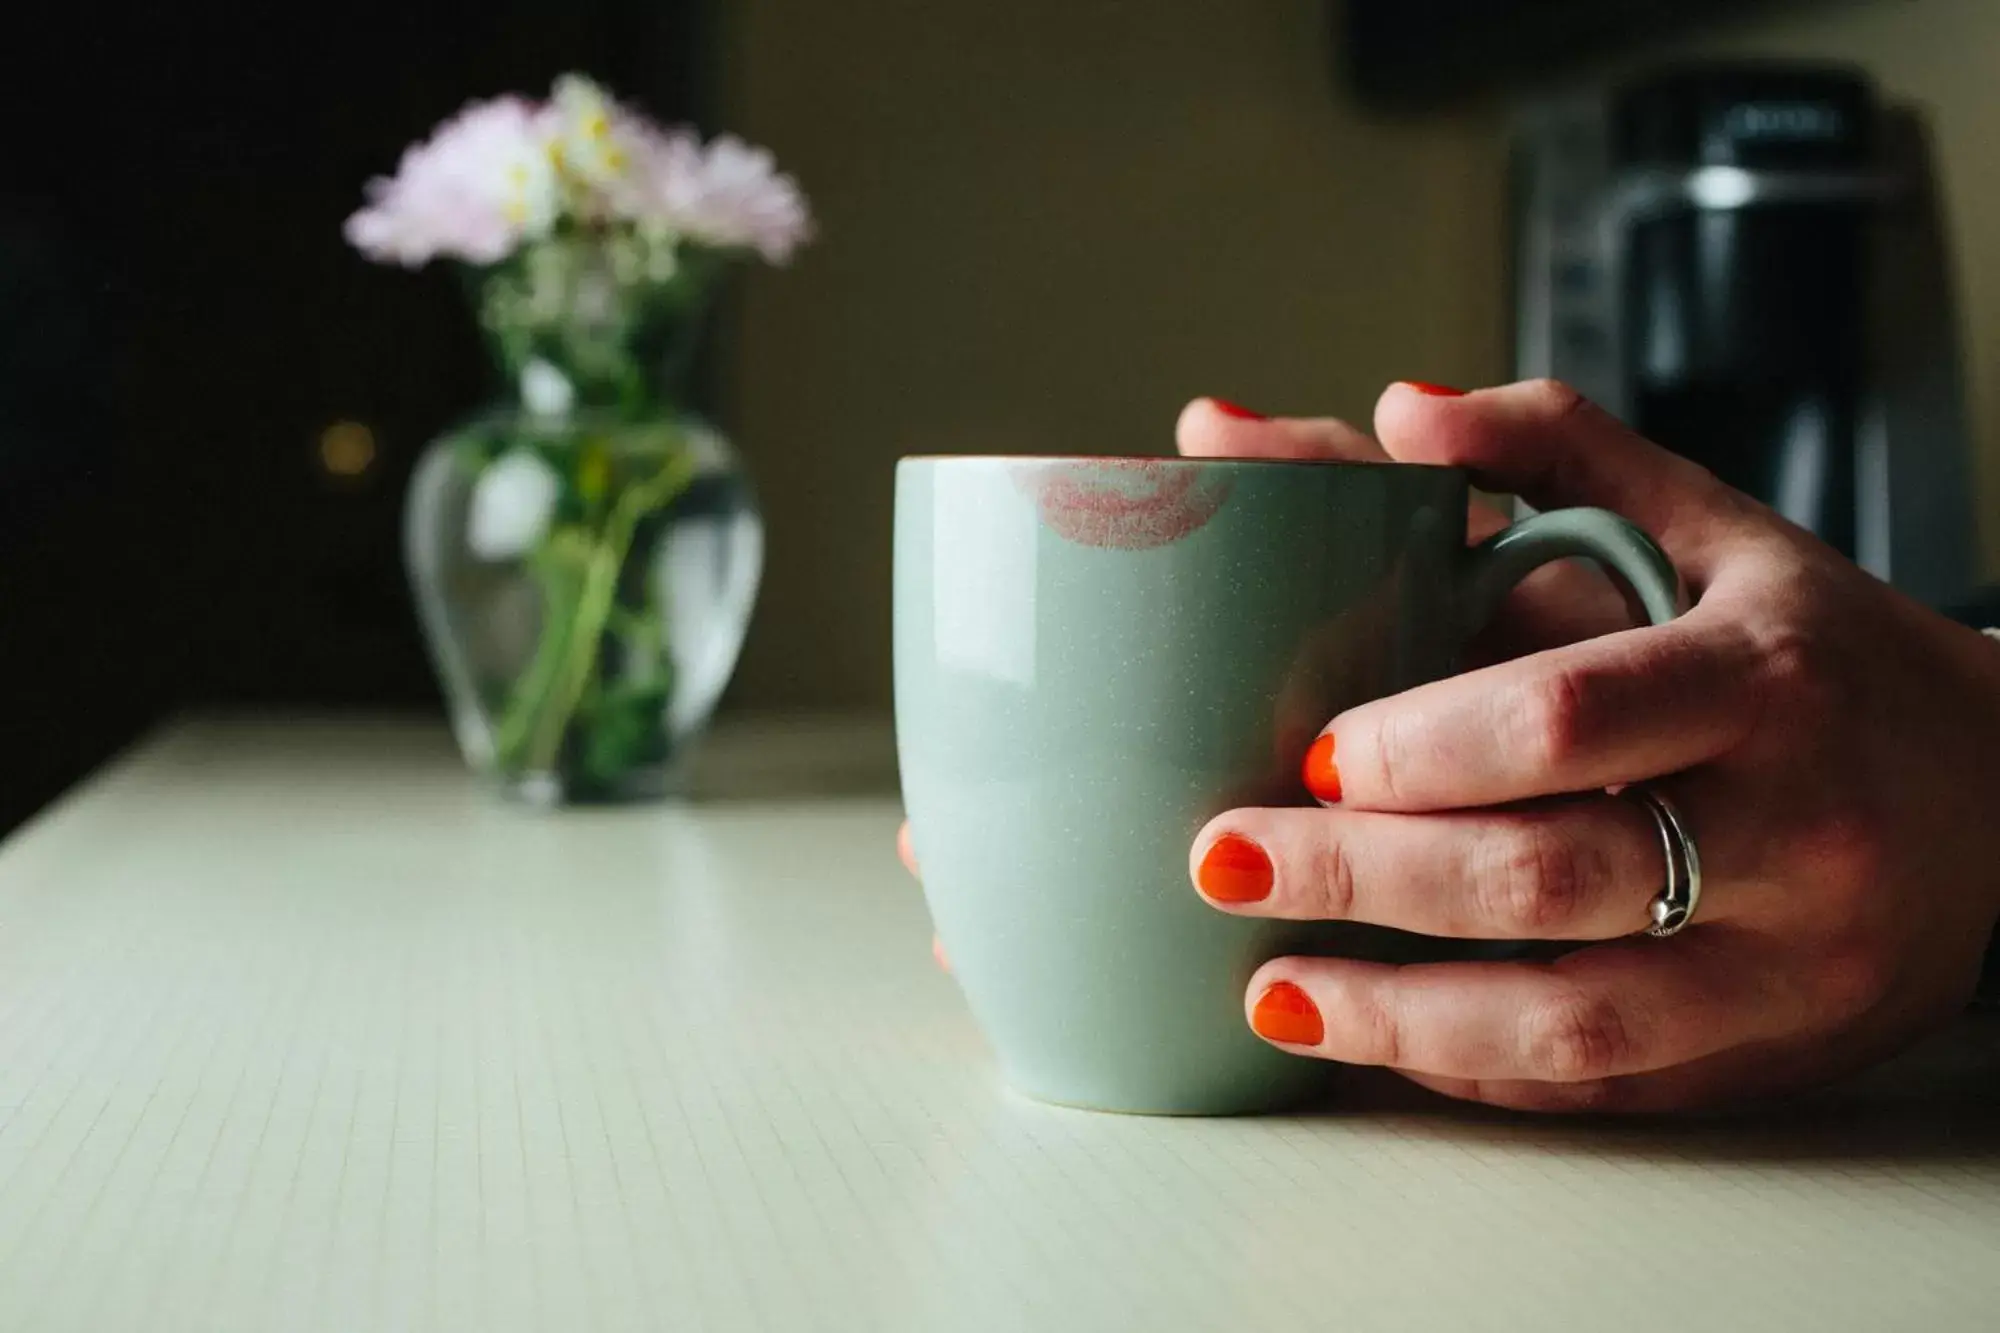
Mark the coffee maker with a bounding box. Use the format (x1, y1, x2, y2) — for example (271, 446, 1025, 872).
(1511, 63, 1979, 609)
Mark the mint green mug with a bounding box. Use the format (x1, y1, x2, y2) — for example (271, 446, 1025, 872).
(893, 456, 1681, 1114)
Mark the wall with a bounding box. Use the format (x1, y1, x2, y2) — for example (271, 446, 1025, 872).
(719, 1, 1505, 711)
(720, 0, 2000, 712)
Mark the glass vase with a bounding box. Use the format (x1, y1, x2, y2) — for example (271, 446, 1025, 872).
(405, 407, 762, 803)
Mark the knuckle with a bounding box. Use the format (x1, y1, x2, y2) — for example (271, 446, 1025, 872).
(1348, 990, 1405, 1068)
(1304, 837, 1360, 919)
(1368, 711, 1416, 806)
(1751, 609, 1852, 720)
(1756, 623, 1823, 696)
(1522, 378, 1592, 422)
(1480, 823, 1588, 935)
(1523, 990, 1633, 1083)
(1507, 670, 1594, 774)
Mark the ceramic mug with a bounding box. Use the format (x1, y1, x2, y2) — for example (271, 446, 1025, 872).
(893, 456, 1682, 1114)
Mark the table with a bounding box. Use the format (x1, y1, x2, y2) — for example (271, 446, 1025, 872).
(0, 719, 1995, 1332)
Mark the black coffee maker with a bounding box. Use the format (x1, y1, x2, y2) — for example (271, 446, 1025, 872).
(1511, 63, 1979, 609)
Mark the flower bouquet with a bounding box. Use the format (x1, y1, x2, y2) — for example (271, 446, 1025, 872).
(350, 75, 810, 802)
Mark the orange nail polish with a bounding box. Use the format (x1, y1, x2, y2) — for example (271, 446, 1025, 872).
(1196, 832, 1273, 903)
(1302, 733, 1342, 805)
(1209, 398, 1267, 420)
(1252, 981, 1324, 1046)
(1402, 381, 1466, 397)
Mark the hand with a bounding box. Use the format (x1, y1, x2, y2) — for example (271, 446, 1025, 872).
(1175, 394, 1636, 663)
(1187, 380, 2000, 1112)
(897, 820, 951, 972)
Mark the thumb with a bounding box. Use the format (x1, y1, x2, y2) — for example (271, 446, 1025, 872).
(1372, 379, 1755, 564)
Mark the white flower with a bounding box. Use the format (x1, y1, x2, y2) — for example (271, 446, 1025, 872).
(545, 75, 653, 216)
(545, 76, 625, 185)
(641, 133, 813, 263)
(345, 96, 558, 267)
(467, 449, 560, 560)
(518, 359, 575, 420)
(544, 74, 707, 236)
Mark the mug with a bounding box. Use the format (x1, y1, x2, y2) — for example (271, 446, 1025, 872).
(893, 456, 1681, 1114)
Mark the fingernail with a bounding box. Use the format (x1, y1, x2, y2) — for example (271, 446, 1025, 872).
(1252, 981, 1324, 1046)
(1195, 832, 1273, 903)
(1209, 398, 1267, 420)
(1302, 733, 1342, 805)
(1401, 381, 1466, 397)
(932, 934, 951, 973)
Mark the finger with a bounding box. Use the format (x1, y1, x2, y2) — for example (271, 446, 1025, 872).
(1173, 395, 1628, 655)
(1190, 796, 1668, 940)
(1373, 380, 1756, 579)
(1395, 971, 1934, 1112)
(1244, 931, 1802, 1083)
(1393, 1035, 1835, 1114)
(1319, 615, 1761, 811)
(895, 823, 950, 971)
(1174, 397, 1387, 462)
(1171, 395, 1586, 592)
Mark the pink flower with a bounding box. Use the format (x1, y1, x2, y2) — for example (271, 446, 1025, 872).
(345, 96, 558, 267)
(641, 133, 814, 264)
(347, 74, 813, 269)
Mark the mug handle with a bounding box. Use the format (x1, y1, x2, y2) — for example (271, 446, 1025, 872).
(1455, 507, 1686, 640)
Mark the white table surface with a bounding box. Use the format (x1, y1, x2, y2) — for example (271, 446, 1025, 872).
(0, 718, 1996, 1332)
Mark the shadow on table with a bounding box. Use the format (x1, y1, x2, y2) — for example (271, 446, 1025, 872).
(1311, 1014, 2000, 1167)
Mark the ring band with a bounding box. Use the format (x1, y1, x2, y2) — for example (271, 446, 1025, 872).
(1624, 785, 1703, 938)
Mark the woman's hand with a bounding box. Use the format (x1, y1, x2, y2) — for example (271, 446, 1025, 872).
(898, 821, 951, 972)
(1186, 380, 2000, 1112)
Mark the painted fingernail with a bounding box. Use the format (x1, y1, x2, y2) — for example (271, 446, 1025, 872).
(1401, 381, 1466, 397)
(1195, 832, 1273, 903)
(1302, 733, 1342, 805)
(1209, 398, 1267, 420)
(932, 934, 951, 973)
(1251, 981, 1324, 1046)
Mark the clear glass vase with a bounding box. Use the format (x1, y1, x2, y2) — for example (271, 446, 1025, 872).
(405, 407, 762, 803)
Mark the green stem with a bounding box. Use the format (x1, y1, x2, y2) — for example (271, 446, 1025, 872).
(489, 541, 588, 770)
(522, 546, 621, 771)
(515, 450, 702, 776)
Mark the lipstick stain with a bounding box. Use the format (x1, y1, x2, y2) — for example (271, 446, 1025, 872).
(1013, 461, 1232, 550)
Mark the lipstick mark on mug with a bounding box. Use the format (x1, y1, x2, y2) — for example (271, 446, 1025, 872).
(1013, 461, 1232, 550)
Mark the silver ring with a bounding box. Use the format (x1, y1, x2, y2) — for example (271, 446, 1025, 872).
(1623, 785, 1704, 938)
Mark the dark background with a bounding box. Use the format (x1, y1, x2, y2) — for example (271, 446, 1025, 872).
(1341, 0, 1830, 108)
(0, 0, 1851, 835)
(0, 1, 710, 832)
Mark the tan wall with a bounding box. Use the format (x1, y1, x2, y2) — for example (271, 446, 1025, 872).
(721, 0, 2000, 711)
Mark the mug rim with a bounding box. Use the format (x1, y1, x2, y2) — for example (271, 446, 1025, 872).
(898, 453, 1460, 473)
